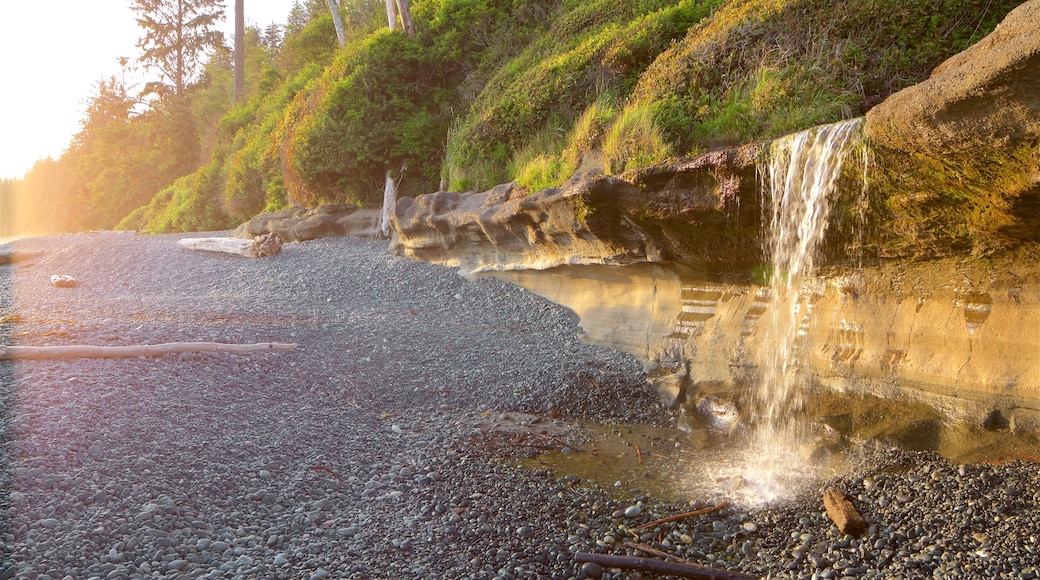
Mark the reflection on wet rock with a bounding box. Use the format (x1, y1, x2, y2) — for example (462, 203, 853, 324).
(490, 257, 1040, 432)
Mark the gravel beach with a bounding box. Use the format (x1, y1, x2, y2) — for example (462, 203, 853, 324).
(2, 232, 1040, 580)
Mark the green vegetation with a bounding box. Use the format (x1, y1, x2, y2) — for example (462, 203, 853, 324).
(3, 0, 1023, 236)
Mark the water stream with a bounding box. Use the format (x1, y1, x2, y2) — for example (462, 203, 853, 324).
(743, 119, 865, 502)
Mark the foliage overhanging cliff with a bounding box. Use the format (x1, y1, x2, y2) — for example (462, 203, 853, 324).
(5, 0, 1023, 236)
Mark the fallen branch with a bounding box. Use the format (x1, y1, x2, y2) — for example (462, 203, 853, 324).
(309, 465, 345, 482)
(634, 443, 643, 464)
(0, 251, 44, 266)
(0, 342, 297, 360)
(623, 541, 683, 562)
(633, 501, 729, 531)
(574, 552, 759, 580)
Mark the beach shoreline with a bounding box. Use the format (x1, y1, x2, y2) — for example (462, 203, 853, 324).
(1, 232, 1038, 579)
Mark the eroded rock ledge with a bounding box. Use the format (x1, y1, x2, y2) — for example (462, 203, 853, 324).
(391, 143, 764, 277)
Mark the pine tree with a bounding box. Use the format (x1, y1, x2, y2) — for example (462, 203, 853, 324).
(132, 0, 225, 98)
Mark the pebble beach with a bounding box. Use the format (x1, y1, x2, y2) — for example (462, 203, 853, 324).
(2, 232, 1039, 580)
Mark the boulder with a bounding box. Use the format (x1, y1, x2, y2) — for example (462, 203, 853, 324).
(865, 0, 1040, 157)
(232, 204, 382, 242)
(864, 0, 1040, 258)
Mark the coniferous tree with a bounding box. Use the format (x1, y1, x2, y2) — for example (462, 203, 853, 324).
(132, 0, 225, 99)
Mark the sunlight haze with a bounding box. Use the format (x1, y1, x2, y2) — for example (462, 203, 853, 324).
(0, 0, 295, 179)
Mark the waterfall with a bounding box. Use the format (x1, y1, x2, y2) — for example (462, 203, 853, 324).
(743, 118, 865, 502)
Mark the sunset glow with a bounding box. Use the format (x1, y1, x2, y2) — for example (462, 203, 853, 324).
(0, 1, 294, 180)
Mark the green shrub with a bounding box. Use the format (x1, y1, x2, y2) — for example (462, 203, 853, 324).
(282, 30, 451, 206)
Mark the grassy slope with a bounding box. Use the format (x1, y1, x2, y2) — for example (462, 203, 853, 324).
(129, 0, 1023, 233)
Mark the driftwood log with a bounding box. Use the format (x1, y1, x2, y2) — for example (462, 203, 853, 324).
(0, 342, 297, 361)
(574, 552, 759, 579)
(0, 251, 44, 266)
(823, 486, 868, 536)
(177, 232, 284, 258)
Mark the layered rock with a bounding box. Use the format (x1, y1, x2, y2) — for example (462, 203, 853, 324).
(391, 144, 764, 277)
(232, 204, 382, 242)
(491, 256, 1040, 431)
(387, 0, 1040, 431)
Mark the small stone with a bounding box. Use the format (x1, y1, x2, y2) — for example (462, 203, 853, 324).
(743, 522, 759, 533)
(38, 518, 59, 529)
(259, 470, 272, 479)
(50, 274, 77, 288)
(516, 526, 536, 539)
(273, 554, 289, 567)
(580, 561, 603, 578)
(624, 505, 642, 518)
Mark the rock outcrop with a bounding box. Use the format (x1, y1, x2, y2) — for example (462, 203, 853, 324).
(232, 204, 382, 242)
(392, 1, 1040, 272)
(865, 0, 1040, 157)
(391, 144, 764, 277)
(387, 0, 1040, 432)
(864, 0, 1040, 258)
(490, 255, 1040, 431)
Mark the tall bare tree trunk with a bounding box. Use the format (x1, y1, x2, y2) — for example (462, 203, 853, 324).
(384, 0, 398, 31)
(234, 0, 244, 102)
(327, 0, 346, 46)
(381, 163, 405, 239)
(395, 0, 414, 36)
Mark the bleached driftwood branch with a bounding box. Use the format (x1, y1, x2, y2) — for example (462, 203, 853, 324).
(177, 232, 284, 258)
(0, 342, 297, 361)
(0, 251, 44, 266)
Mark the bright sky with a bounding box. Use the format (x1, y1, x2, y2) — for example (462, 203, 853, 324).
(0, 0, 297, 180)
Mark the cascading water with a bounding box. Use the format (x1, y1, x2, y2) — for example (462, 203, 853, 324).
(738, 118, 866, 503)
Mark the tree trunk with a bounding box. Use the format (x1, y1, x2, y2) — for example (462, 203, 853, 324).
(381, 166, 401, 239)
(395, 0, 414, 36)
(384, 0, 398, 31)
(234, 0, 244, 102)
(326, 0, 347, 47)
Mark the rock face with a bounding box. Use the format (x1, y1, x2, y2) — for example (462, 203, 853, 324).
(863, 0, 1040, 259)
(232, 204, 382, 242)
(392, 1, 1040, 272)
(391, 144, 763, 277)
(487, 257, 1040, 431)
(865, 0, 1040, 158)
